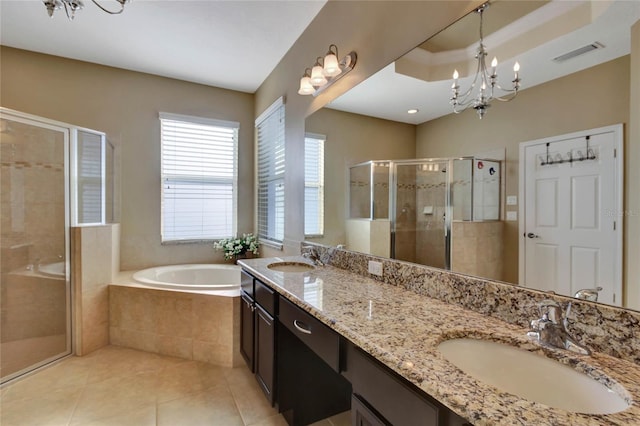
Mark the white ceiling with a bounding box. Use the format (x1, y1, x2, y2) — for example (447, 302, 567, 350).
(327, 0, 640, 125)
(0, 0, 327, 93)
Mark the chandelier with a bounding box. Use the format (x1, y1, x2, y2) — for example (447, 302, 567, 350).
(43, 0, 129, 20)
(450, 3, 521, 119)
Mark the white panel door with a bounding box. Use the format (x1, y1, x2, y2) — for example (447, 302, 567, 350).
(521, 126, 621, 305)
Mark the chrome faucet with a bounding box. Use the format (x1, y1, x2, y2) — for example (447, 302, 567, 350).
(527, 299, 590, 355)
(301, 244, 324, 266)
(573, 286, 602, 302)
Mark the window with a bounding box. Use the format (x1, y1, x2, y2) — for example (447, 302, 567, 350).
(160, 112, 238, 242)
(256, 98, 285, 247)
(304, 133, 325, 237)
(72, 129, 106, 226)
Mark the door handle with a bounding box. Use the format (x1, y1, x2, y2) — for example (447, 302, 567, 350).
(526, 232, 540, 239)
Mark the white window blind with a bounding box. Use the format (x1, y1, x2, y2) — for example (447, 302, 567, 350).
(256, 98, 285, 246)
(74, 129, 106, 226)
(160, 113, 238, 242)
(304, 133, 325, 237)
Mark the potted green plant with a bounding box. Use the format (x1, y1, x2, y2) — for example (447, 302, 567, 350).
(214, 233, 259, 263)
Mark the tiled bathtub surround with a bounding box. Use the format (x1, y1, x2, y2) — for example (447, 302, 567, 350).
(240, 256, 640, 425)
(306, 243, 640, 366)
(109, 278, 242, 368)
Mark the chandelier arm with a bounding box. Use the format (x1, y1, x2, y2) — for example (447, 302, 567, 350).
(90, 0, 125, 14)
(454, 49, 487, 107)
(492, 93, 518, 102)
(63, 2, 72, 19)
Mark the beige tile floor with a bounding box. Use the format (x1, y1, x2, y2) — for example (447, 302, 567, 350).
(0, 345, 351, 426)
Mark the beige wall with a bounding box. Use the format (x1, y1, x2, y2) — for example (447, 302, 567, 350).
(0, 46, 255, 270)
(416, 56, 631, 286)
(255, 0, 483, 257)
(305, 108, 416, 246)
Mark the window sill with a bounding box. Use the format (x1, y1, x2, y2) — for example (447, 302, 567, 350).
(259, 240, 283, 251)
(161, 239, 216, 246)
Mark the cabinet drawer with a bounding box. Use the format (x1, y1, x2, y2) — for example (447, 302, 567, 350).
(279, 297, 340, 372)
(255, 279, 277, 316)
(241, 270, 254, 298)
(343, 343, 440, 426)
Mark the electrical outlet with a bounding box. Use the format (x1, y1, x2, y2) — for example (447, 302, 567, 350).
(368, 260, 383, 276)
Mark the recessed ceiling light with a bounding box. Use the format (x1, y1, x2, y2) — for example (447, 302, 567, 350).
(407, 109, 419, 114)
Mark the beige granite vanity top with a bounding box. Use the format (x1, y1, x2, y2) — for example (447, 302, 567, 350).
(239, 256, 640, 426)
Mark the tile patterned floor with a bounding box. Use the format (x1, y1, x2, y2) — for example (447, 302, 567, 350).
(0, 345, 350, 426)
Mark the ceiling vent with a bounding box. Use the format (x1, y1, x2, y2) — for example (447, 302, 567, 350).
(553, 42, 605, 62)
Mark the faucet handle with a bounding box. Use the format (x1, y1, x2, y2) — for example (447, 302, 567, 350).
(573, 286, 603, 302)
(537, 299, 563, 324)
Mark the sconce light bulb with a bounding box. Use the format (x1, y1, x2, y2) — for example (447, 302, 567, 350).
(310, 65, 328, 86)
(298, 76, 315, 95)
(323, 53, 341, 77)
(453, 69, 459, 80)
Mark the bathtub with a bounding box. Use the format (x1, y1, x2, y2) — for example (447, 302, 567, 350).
(110, 263, 243, 367)
(132, 264, 241, 292)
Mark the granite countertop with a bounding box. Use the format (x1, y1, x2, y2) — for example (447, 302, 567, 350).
(239, 256, 640, 426)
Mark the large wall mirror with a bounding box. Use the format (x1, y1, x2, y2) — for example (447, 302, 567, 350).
(304, 0, 640, 309)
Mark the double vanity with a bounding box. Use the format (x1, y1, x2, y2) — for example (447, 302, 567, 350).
(238, 253, 640, 425)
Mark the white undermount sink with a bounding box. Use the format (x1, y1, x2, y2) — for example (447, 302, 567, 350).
(267, 261, 315, 273)
(438, 338, 630, 415)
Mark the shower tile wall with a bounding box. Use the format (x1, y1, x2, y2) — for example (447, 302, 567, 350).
(473, 160, 500, 221)
(73, 224, 119, 356)
(415, 167, 446, 269)
(349, 165, 371, 219)
(0, 119, 68, 379)
(451, 221, 504, 281)
(395, 166, 417, 263)
(372, 164, 389, 219)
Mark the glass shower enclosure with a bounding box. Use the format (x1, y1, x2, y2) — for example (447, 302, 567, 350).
(0, 112, 71, 383)
(1, 108, 110, 384)
(348, 157, 501, 274)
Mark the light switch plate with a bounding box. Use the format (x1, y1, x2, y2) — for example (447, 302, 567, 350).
(368, 260, 383, 276)
(506, 211, 518, 221)
(506, 195, 518, 206)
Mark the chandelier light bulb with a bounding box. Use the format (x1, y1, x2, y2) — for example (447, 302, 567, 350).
(513, 61, 520, 72)
(453, 69, 459, 80)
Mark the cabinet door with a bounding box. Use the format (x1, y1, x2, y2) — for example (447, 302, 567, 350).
(240, 292, 255, 371)
(255, 303, 276, 405)
(352, 394, 387, 426)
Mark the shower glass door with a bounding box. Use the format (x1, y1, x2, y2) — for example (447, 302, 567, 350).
(392, 161, 449, 269)
(0, 111, 71, 383)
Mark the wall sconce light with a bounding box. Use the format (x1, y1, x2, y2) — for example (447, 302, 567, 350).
(298, 44, 357, 96)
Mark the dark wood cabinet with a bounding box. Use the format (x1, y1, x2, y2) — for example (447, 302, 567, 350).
(343, 341, 469, 426)
(239, 272, 278, 405)
(255, 303, 276, 404)
(240, 292, 254, 371)
(240, 269, 471, 426)
(351, 394, 387, 426)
